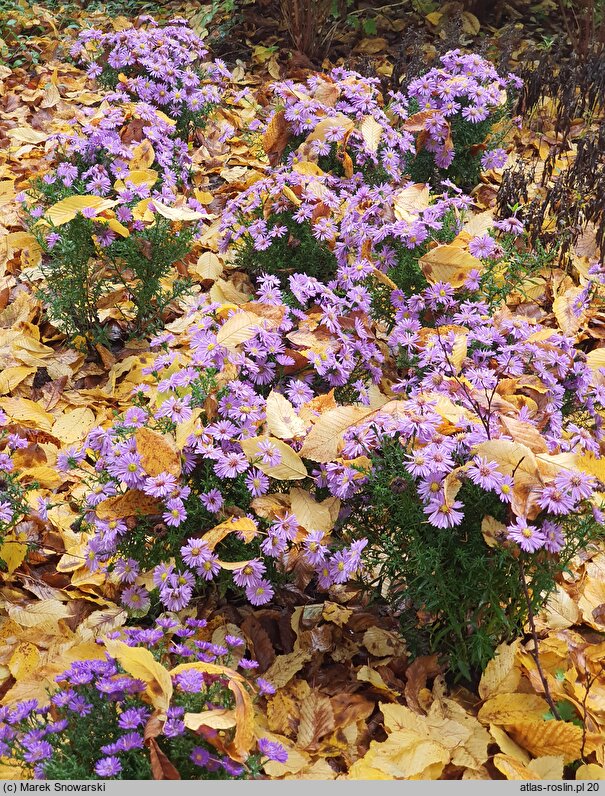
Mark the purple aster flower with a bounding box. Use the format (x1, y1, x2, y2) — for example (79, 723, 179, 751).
(468, 234, 497, 260)
(245, 468, 269, 497)
(543, 521, 565, 553)
(94, 756, 122, 777)
(175, 669, 205, 693)
(22, 740, 53, 764)
(507, 517, 545, 552)
(256, 677, 276, 696)
(554, 470, 595, 502)
(0, 501, 13, 524)
(114, 557, 140, 584)
(256, 439, 281, 467)
(163, 498, 187, 527)
(190, 746, 210, 767)
(536, 484, 576, 515)
(197, 553, 220, 581)
(121, 585, 150, 612)
(200, 488, 223, 513)
(258, 737, 288, 763)
(245, 578, 274, 606)
(494, 216, 524, 235)
(214, 451, 249, 479)
(118, 707, 150, 730)
(466, 456, 502, 490)
(424, 499, 464, 529)
(481, 148, 507, 170)
(144, 471, 178, 498)
(181, 538, 211, 567)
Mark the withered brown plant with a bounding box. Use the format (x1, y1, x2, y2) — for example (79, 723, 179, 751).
(279, 0, 333, 60)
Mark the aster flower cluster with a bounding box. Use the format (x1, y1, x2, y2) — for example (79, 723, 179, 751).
(67, 279, 386, 612)
(221, 52, 520, 291)
(219, 166, 471, 292)
(23, 19, 230, 343)
(331, 286, 605, 552)
(0, 617, 285, 780)
(264, 67, 416, 180)
(70, 16, 231, 137)
(0, 410, 50, 565)
(403, 49, 521, 176)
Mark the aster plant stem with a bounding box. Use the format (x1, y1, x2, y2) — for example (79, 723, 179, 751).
(518, 557, 561, 721)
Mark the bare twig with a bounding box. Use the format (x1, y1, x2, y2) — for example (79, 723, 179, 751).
(518, 557, 561, 720)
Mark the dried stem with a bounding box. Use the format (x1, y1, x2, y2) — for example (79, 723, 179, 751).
(518, 557, 561, 720)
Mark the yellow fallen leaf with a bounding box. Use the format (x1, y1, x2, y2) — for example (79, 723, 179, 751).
(227, 678, 256, 762)
(0, 397, 55, 431)
(45, 195, 118, 226)
(419, 242, 482, 288)
(96, 489, 161, 520)
(493, 754, 539, 780)
(184, 709, 237, 731)
(305, 114, 354, 145)
(7, 599, 71, 629)
(18, 464, 64, 489)
(528, 756, 564, 780)
(360, 115, 383, 152)
(52, 407, 96, 445)
(577, 764, 605, 780)
(135, 426, 181, 477)
(478, 640, 521, 700)
(6, 127, 50, 144)
(190, 251, 223, 282)
(202, 517, 258, 550)
(240, 436, 308, 480)
(289, 487, 338, 533)
(357, 666, 400, 699)
(0, 365, 36, 395)
(216, 309, 265, 349)
(152, 200, 205, 221)
(263, 650, 312, 689)
(0, 532, 28, 575)
(361, 729, 449, 779)
(393, 183, 430, 222)
(266, 390, 307, 439)
(130, 139, 155, 169)
(489, 724, 531, 764)
(477, 693, 550, 725)
(348, 759, 395, 779)
(8, 642, 40, 681)
(472, 439, 542, 517)
(114, 168, 158, 191)
(299, 405, 374, 462)
(508, 719, 603, 763)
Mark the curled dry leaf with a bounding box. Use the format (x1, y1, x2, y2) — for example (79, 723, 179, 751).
(202, 516, 258, 550)
(148, 738, 181, 780)
(103, 637, 173, 712)
(266, 390, 307, 440)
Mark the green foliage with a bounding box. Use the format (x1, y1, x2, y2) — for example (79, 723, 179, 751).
(25, 180, 193, 349)
(234, 211, 338, 285)
(347, 436, 603, 683)
(0, 0, 44, 68)
(42, 687, 153, 780)
(407, 98, 509, 191)
(479, 232, 557, 310)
